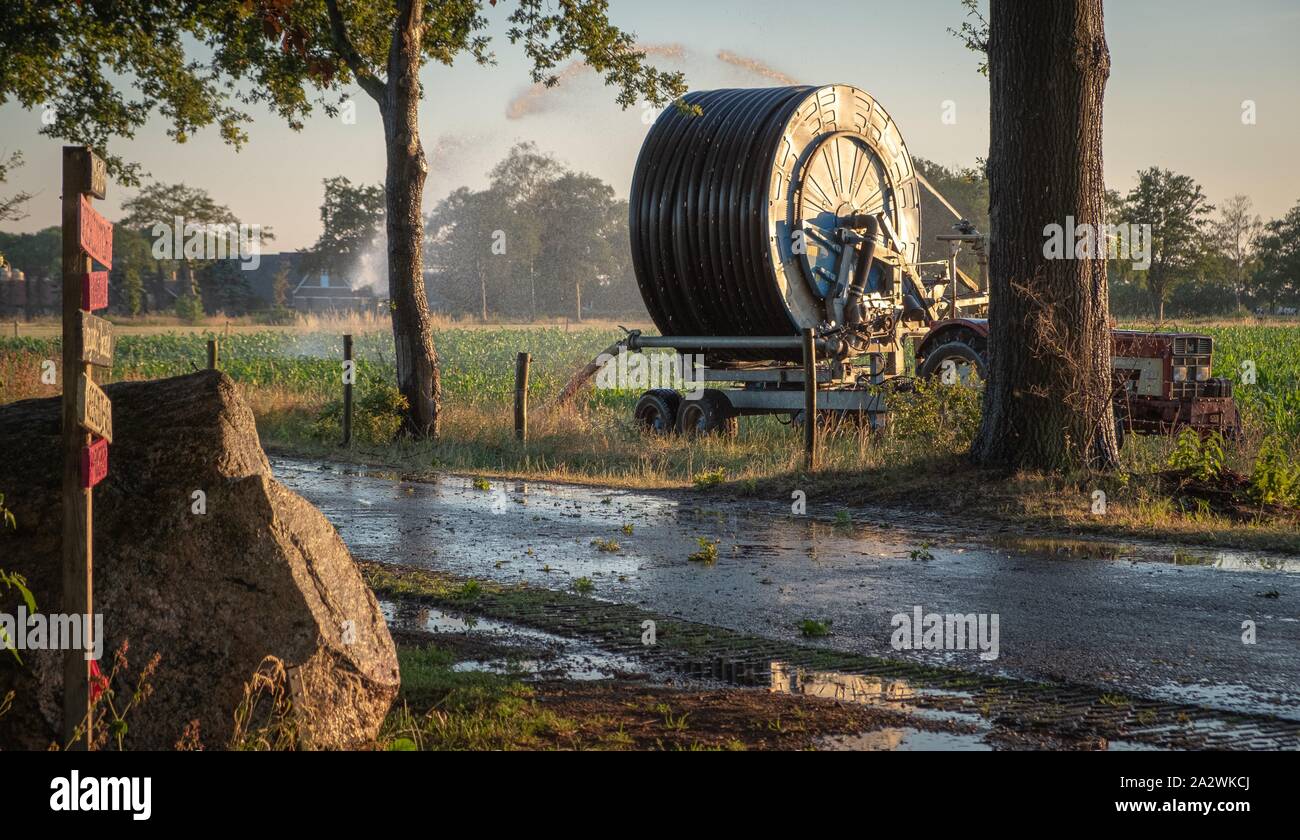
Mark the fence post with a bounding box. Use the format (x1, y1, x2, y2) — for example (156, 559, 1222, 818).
(207, 338, 218, 371)
(802, 327, 817, 469)
(342, 334, 354, 447)
(514, 352, 531, 441)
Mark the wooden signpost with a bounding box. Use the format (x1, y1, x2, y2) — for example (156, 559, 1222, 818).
(79, 312, 115, 368)
(62, 146, 113, 749)
(81, 271, 109, 311)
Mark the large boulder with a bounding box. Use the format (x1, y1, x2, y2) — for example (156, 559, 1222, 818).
(0, 371, 398, 749)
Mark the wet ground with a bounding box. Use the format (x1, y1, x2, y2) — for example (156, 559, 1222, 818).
(274, 457, 1300, 724)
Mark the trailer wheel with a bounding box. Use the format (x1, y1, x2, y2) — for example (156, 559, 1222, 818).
(919, 341, 987, 384)
(634, 389, 681, 434)
(676, 390, 738, 437)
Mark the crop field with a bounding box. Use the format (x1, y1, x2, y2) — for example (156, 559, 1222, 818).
(2, 323, 1297, 440)
(0, 326, 624, 403)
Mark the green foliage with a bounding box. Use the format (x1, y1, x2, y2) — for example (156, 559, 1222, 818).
(0, 150, 32, 225)
(426, 143, 639, 320)
(687, 537, 719, 564)
(0, 2, 685, 184)
(1250, 200, 1300, 312)
(1168, 428, 1226, 482)
(173, 293, 206, 324)
(1117, 167, 1215, 320)
(313, 375, 407, 445)
(799, 619, 832, 638)
(306, 176, 385, 280)
(1, 492, 34, 664)
(691, 467, 726, 490)
(889, 377, 983, 453)
(0, 491, 15, 532)
(947, 0, 989, 76)
(1249, 437, 1300, 507)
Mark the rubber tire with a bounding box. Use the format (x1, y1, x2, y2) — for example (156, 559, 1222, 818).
(675, 390, 739, 437)
(919, 341, 988, 383)
(634, 389, 681, 434)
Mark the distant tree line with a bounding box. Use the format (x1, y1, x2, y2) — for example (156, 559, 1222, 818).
(424, 143, 636, 321)
(2, 148, 1296, 323)
(918, 158, 1300, 320)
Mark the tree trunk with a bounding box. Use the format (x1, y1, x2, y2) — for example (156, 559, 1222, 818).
(971, 0, 1118, 472)
(380, 0, 440, 437)
(575, 280, 582, 322)
(480, 268, 487, 322)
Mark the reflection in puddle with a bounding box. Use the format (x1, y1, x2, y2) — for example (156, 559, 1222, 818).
(767, 661, 984, 725)
(988, 535, 1300, 573)
(380, 600, 642, 681)
(771, 661, 915, 704)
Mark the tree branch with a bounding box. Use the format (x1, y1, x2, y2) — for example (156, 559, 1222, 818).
(324, 0, 387, 104)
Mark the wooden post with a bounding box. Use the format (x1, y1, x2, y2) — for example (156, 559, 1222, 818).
(207, 338, 218, 370)
(61, 146, 110, 749)
(802, 328, 817, 469)
(514, 352, 531, 441)
(341, 334, 354, 446)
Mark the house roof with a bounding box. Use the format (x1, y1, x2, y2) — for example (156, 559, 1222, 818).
(240, 252, 306, 303)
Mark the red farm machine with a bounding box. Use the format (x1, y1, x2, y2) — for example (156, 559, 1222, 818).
(615, 84, 1240, 444)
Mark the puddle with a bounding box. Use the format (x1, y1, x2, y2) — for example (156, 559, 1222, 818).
(276, 456, 1300, 724)
(987, 534, 1300, 573)
(767, 660, 989, 729)
(1147, 680, 1300, 721)
(380, 599, 643, 681)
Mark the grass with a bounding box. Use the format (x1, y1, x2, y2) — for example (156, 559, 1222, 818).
(687, 537, 720, 564)
(380, 645, 576, 751)
(799, 619, 833, 638)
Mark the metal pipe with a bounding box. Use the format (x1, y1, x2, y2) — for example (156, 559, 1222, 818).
(514, 352, 530, 441)
(626, 333, 838, 354)
(341, 334, 353, 447)
(847, 216, 880, 300)
(802, 327, 817, 469)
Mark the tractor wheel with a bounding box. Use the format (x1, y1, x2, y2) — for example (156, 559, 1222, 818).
(919, 341, 987, 384)
(675, 390, 739, 437)
(633, 389, 681, 434)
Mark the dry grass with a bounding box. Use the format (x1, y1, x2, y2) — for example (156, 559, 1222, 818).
(4, 312, 651, 339)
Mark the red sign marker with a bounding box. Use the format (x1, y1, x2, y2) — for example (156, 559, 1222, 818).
(80, 437, 109, 489)
(81, 271, 109, 311)
(77, 195, 113, 269)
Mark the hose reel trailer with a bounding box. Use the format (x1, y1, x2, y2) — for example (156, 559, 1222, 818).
(622, 83, 943, 437)
(630, 84, 923, 362)
(606, 84, 1238, 446)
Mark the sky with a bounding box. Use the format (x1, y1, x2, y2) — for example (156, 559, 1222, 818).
(0, 0, 1297, 251)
